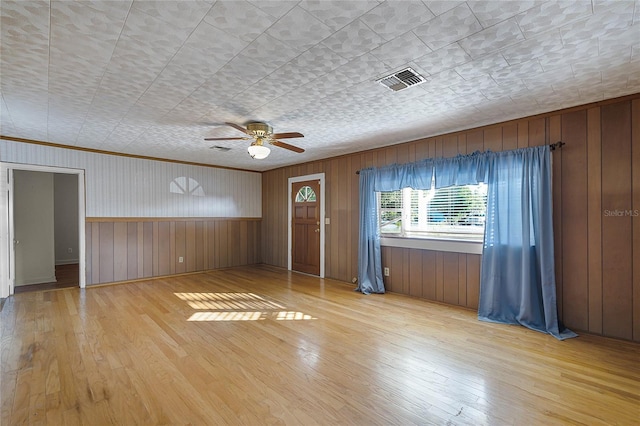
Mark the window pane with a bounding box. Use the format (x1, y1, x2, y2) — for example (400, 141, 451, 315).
(295, 186, 316, 202)
(379, 190, 403, 233)
(378, 183, 487, 240)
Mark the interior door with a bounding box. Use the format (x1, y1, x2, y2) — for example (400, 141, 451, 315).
(291, 180, 320, 275)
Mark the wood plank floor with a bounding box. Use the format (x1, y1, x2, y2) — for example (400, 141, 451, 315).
(1, 265, 638, 425)
(14, 264, 79, 294)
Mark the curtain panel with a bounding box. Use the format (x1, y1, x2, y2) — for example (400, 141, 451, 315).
(357, 146, 575, 340)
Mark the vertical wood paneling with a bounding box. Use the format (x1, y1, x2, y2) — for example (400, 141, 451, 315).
(466, 255, 481, 309)
(632, 99, 640, 341)
(127, 222, 139, 280)
(260, 95, 640, 342)
(517, 121, 529, 148)
(207, 221, 216, 269)
(550, 115, 563, 319)
(85, 223, 92, 285)
(142, 222, 154, 278)
(457, 134, 467, 155)
(113, 222, 128, 282)
(152, 222, 159, 276)
(217, 221, 228, 268)
(98, 223, 114, 283)
(401, 248, 410, 295)
(390, 247, 403, 294)
(239, 221, 248, 266)
(158, 222, 171, 276)
(91, 223, 100, 284)
(170, 222, 177, 274)
(458, 254, 467, 307)
(136, 222, 144, 279)
(435, 252, 444, 302)
(186, 221, 196, 272)
(381, 246, 391, 292)
(502, 124, 518, 151)
(85, 219, 260, 284)
(143, 222, 153, 278)
(483, 127, 502, 152)
(175, 221, 185, 274)
(443, 135, 458, 157)
(529, 118, 546, 146)
(601, 102, 633, 340)
(587, 107, 603, 334)
(229, 221, 240, 267)
(338, 157, 349, 282)
(0, 139, 262, 218)
(561, 110, 589, 330)
(466, 130, 483, 153)
(421, 251, 436, 300)
(442, 253, 459, 305)
(330, 162, 339, 279)
(408, 250, 422, 297)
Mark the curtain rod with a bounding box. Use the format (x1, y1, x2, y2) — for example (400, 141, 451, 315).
(354, 141, 565, 174)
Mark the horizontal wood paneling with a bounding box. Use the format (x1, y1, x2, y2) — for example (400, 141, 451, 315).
(84, 218, 261, 285)
(262, 93, 640, 342)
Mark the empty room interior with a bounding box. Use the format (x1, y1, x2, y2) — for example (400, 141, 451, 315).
(1, 1, 639, 425)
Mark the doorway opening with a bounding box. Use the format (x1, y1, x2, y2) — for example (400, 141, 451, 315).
(0, 163, 86, 298)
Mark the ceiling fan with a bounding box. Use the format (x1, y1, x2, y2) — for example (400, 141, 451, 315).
(205, 122, 304, 159)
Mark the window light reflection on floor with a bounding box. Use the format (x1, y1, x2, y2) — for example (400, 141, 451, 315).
(187, 311, 316, 322)
(176, 292, 316, 322)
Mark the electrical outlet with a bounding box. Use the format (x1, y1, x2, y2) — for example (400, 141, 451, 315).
(178, 256, 184, 263)
(67, 248, 73, 253)
(384, 267, 389, 276)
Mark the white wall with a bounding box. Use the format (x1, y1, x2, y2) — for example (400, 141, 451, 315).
(0, 139, 262, 218)
(14, 170, 56, 286)
(54, 173, 79, 264)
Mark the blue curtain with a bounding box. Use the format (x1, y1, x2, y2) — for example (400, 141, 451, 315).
(356, 168, 384, 294)
(478, 146, 576, 340)
(356, 160, 434, 294)
(357, 147, 574, 340)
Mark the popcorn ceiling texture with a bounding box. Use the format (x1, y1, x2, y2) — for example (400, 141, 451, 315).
(1, 0, 638, 171)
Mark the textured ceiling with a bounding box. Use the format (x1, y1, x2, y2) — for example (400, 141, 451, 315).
(1, 0, 638, 171)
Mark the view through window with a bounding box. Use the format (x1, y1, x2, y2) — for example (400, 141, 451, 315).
(379, 182, 487, 241)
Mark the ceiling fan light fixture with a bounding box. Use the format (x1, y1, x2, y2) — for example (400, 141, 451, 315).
(247, 144, 270, 159)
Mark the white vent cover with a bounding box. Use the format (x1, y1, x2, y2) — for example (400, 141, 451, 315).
(377, 68, 425, 92)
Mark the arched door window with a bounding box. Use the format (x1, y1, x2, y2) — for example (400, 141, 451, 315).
(295, 185, 316, 202)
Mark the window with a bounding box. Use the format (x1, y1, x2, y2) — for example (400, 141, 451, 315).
(295, 185, 316, 202)
(378, 182, 487, 241)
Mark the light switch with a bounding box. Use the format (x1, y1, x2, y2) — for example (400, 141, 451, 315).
(325, 217, 330, 224)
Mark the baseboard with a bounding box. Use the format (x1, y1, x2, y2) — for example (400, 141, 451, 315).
(55, 259, 79, 265)
(15, 275, 57, 286)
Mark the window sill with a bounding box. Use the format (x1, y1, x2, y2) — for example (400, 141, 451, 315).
(380, 235, 483, 255)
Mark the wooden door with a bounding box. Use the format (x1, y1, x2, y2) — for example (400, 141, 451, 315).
(292, 180, 320, 275)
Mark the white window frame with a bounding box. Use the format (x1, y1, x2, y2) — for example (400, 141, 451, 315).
(377, 184, 486, 255)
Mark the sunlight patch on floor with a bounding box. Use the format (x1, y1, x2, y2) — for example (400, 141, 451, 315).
(176, 292, 316, 322)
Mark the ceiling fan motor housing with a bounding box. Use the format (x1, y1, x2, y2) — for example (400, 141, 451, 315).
(247, 122, 272, 137)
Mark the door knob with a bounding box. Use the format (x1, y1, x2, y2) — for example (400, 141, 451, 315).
(314, 229, 320, 233)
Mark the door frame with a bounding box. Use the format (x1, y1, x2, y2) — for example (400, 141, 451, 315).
(288, 173, 325, 278)
(0, 162, 86, 298)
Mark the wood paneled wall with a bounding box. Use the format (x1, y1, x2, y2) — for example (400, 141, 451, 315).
(85, 218, 261, 285)
(262, 94, 640, 342)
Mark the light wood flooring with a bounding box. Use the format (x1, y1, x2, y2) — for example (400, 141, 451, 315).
(1, 265, 639, 425)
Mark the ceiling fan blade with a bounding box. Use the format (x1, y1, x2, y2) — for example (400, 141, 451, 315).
(272, 132, 304, 139)
(225, 122, 250, 135)
(203, 137, 248, 141)
(271, 140, 305, 153)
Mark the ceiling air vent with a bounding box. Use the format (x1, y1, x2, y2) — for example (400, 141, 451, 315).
(377, 67, 425, 92)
